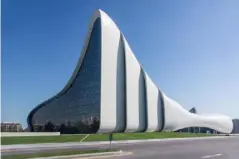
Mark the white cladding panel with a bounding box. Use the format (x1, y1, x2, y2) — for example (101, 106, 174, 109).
(98, 10, 125, 133)
(123, 35, 146, 132)
(162, 93, 233, 133)
(144, 72, 159, 132)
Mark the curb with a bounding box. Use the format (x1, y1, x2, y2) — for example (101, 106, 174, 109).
(28, 150, 126, 159)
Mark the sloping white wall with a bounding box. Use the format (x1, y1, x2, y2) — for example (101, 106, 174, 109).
(144, 72, 161, 132)
(123, 35, 146, 132)
(98, 10, 126, 133)
(88, 9, 233, 134)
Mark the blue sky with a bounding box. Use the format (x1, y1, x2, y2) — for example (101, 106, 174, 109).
(2, 0, 239, 127)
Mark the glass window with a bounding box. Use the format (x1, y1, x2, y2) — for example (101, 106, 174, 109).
(29, 18, 102, 134)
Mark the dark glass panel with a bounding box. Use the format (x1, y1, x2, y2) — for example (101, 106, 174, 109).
(29, 18, 101, 134)
(157, 89, 165, 131)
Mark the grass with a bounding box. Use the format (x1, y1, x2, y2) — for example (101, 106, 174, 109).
(84, 132, 211, 142)
(1, 134, 86, 145)
(1, 132, 212, 145)
(2, 149, 115, 159)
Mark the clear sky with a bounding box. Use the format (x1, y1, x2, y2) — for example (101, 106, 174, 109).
(2, 0, 239, 127)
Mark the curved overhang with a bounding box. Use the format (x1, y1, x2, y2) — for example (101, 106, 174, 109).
(162, 93, 233, 133)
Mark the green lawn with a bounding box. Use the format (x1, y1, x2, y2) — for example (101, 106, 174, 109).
(2, 149, 115, 159)
(1, 132, 212, 145)
(1, 134, 86, 145)
(84, 132, 212, 142)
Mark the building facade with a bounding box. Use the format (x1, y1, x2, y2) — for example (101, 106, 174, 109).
(27, 10, 233, 134)
(1, 122, 23, 132)
(232, 119, 239, 134)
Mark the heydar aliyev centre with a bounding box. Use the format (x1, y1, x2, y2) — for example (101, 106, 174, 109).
(27, 10, 233, 134)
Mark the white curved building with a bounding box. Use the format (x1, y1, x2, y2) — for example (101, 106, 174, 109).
(27, 9, 233, 134)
